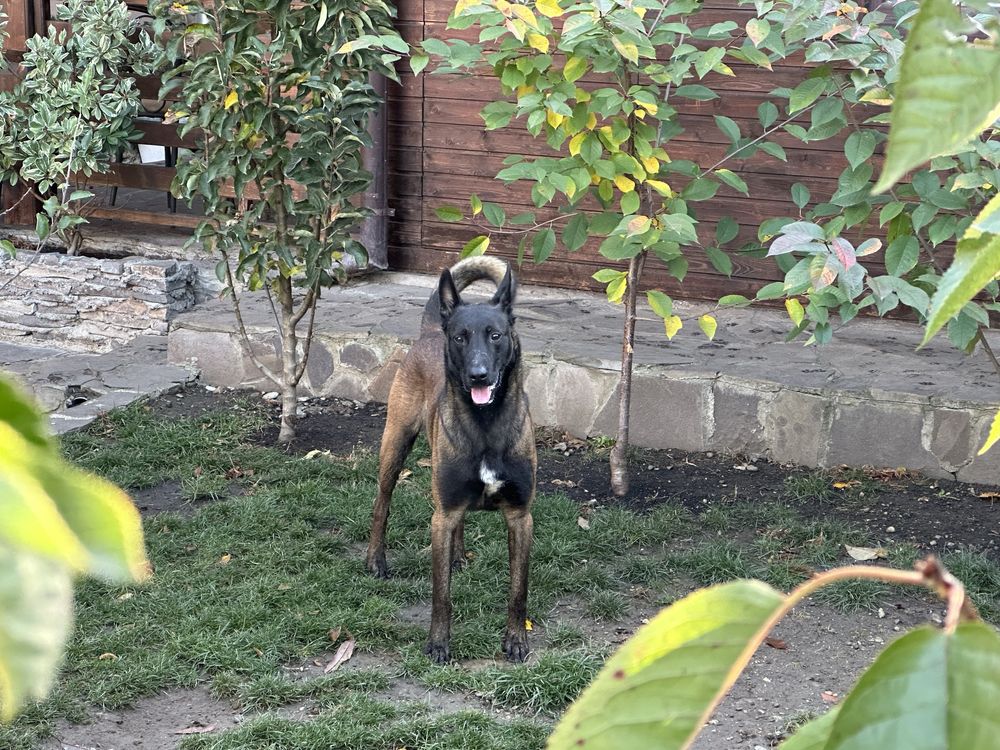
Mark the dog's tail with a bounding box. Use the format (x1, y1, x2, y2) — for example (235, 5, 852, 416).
(421, 256, 509, 328)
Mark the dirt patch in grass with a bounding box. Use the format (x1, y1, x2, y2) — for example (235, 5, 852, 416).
(35, 385, 1000, 750)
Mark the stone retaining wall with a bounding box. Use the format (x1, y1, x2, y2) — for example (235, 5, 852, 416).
(168, 324, 1000, 484)
(0, 253, 197, 351)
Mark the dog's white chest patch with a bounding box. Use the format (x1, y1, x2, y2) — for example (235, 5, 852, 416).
(479, 462, 504, 496)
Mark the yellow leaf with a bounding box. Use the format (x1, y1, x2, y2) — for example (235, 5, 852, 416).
(978, 409, 1000, 455)
(641, 156, 659, 174)
(586, 112, 598, 130)
(611, 37, 639, 64)
(516, 84, 535, 97)
(664, 315, 683, 339)
(698, 314, 718, 341)
(569, 132, 586, 156)
(505, 17, 527, 41)
(527, 32, 549, 53)
(785, 298, 805, 326)
(626, 215, 651, 236)
(574, 87, 591, 102)
(536, 0, 563, 18)
(590, 171, 601, 185)
(613, 174, 636, 193)
(636, 99, 658, 115)
(635, 109, 646, 119)
(224, 90, 239, 110)
(525, 618, 534, 631)
(646, 179, 673, 197)
(455, 0, 479, 14)
(509, 4, 539, 29)
(546, 109, 564, 128)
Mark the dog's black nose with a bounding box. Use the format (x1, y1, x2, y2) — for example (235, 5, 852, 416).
(469, 365, 489, 383)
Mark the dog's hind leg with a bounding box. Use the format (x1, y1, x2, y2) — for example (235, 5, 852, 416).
(501, 506, 533, 663)
(426, 506, 465, 663)
(366, 390, 421, 579)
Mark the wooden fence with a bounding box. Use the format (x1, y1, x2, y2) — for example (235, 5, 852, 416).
(385, 0, 889, 300)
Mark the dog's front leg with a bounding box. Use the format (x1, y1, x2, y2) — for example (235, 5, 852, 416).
(502, 506, 533, 662)
(426, 507, 463, 663)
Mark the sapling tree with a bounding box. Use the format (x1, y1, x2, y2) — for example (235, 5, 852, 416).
(420, 0, 798, 495)
(153, 0, 407, 442)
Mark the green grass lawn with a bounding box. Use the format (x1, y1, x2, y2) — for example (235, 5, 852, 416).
(5, 396, 1000, 749)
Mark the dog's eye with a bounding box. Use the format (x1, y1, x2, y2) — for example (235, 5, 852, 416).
(490, 331, 502, 341)
(453, 334, 465, 344)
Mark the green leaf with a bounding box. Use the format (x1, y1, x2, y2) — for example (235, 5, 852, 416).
(791, 183, 810, 209)
(758, 101, 778, 129)
(35, 213, 50, 241)
(714, 115, 741, 144)
(719, 294, 752, 307)
(593, 268, 626, 284)
(788, 77, 828, 114)
(695, 47, 725, 79)
(482, 202, 506, 227)
(756, 281, 786, 300)
(460, 235, 490, 258)
(758, 141, 787, 162)
(874, 0, 1000, 193)
(674, 85, 719, 101)
(745, 18, 770, 47)
(0, 376, 50, 450)
(470, 194, 483, 216)
(563, 213, 589, 252)
(880, 201, 906, 226)
(716, 217, 739, 245)
(481, 101, 517, 130)
(658, 213, 699, 245)
(682, 178, 719, 202)
(715, 169, 748, 196)
(705, 246, 733, 276)
(924, 232, 1000, 344)
(548, 580, 785, 749)
(620, 191, 640, 215)
(316, 1, 329, 31)
(0, 546, 73, 721)
(845, 131, 877, 170)
(824, 623, 1000, 749)
(435, 206, 464, 223)
(533, 227, 556, 263)
(972, 193, 1000, 235)
(646, 290, 673, 318)
(885, 236, 919, 277)
(410, 53, 430, 75)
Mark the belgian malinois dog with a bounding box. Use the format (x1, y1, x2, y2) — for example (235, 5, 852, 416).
(366, 256, 535, 664)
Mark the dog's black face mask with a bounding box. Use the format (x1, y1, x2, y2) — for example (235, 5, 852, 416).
(438, 268, 517, 407)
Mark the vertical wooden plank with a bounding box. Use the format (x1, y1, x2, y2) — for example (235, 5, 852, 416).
(3, 0, 31, 50)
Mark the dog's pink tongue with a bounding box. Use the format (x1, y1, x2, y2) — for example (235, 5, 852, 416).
(471, 386, 492, 405)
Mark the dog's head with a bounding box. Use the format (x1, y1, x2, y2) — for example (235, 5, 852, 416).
(438, 267, 518, 407)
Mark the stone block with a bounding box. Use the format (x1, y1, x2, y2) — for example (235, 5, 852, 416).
(711, 378, 774, 456)
(340, 342, 381, 373)
(763, 390, 827, 467)
(824, 399, 935, 473)
(305, 341, 335, 392)
(323, 371, 369, 402)
(550, 363, 609, 438)
(956, 412, 1000, 485)
(593, 374, 712, 452)
(522, 361, 556, 427)
(168, 328, 245, 387)
(926, 408, 975, 474)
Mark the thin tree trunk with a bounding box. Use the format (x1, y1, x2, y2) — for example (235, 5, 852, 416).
(276, 277, 299, 444)
(609, 249, 647, 497)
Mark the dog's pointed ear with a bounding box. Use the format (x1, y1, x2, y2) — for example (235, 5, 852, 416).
(438, 269, 462, 323)
(490, 267, 516, 316)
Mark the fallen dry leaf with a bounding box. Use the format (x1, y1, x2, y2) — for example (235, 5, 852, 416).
(174, 724, 216, 735)
(328, 627, 342, 643)
(832, 480, 860, 490)
(577, 516, 591, 531)
(193, 466, 203, 478)
(323, 635, 356, 673)
(764, 637, 787, 650)
(399, 469, 413, 481)
(821, 690, 839, 704)
(550, 479, 578, 488)
(525, 619, 533, 631)
(98, 652, 118, 661)
(978, 491, 1000, 499)
(417, 457, 432, 468)
(116, 592, 134, 601)
(845, 545, 887, 562)
(217, 553, 232, 565)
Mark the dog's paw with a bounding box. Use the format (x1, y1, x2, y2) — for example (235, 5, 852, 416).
(502, 631, 529, 663)
(366, 553, 390, 579)
(424, 640, 451, 665)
